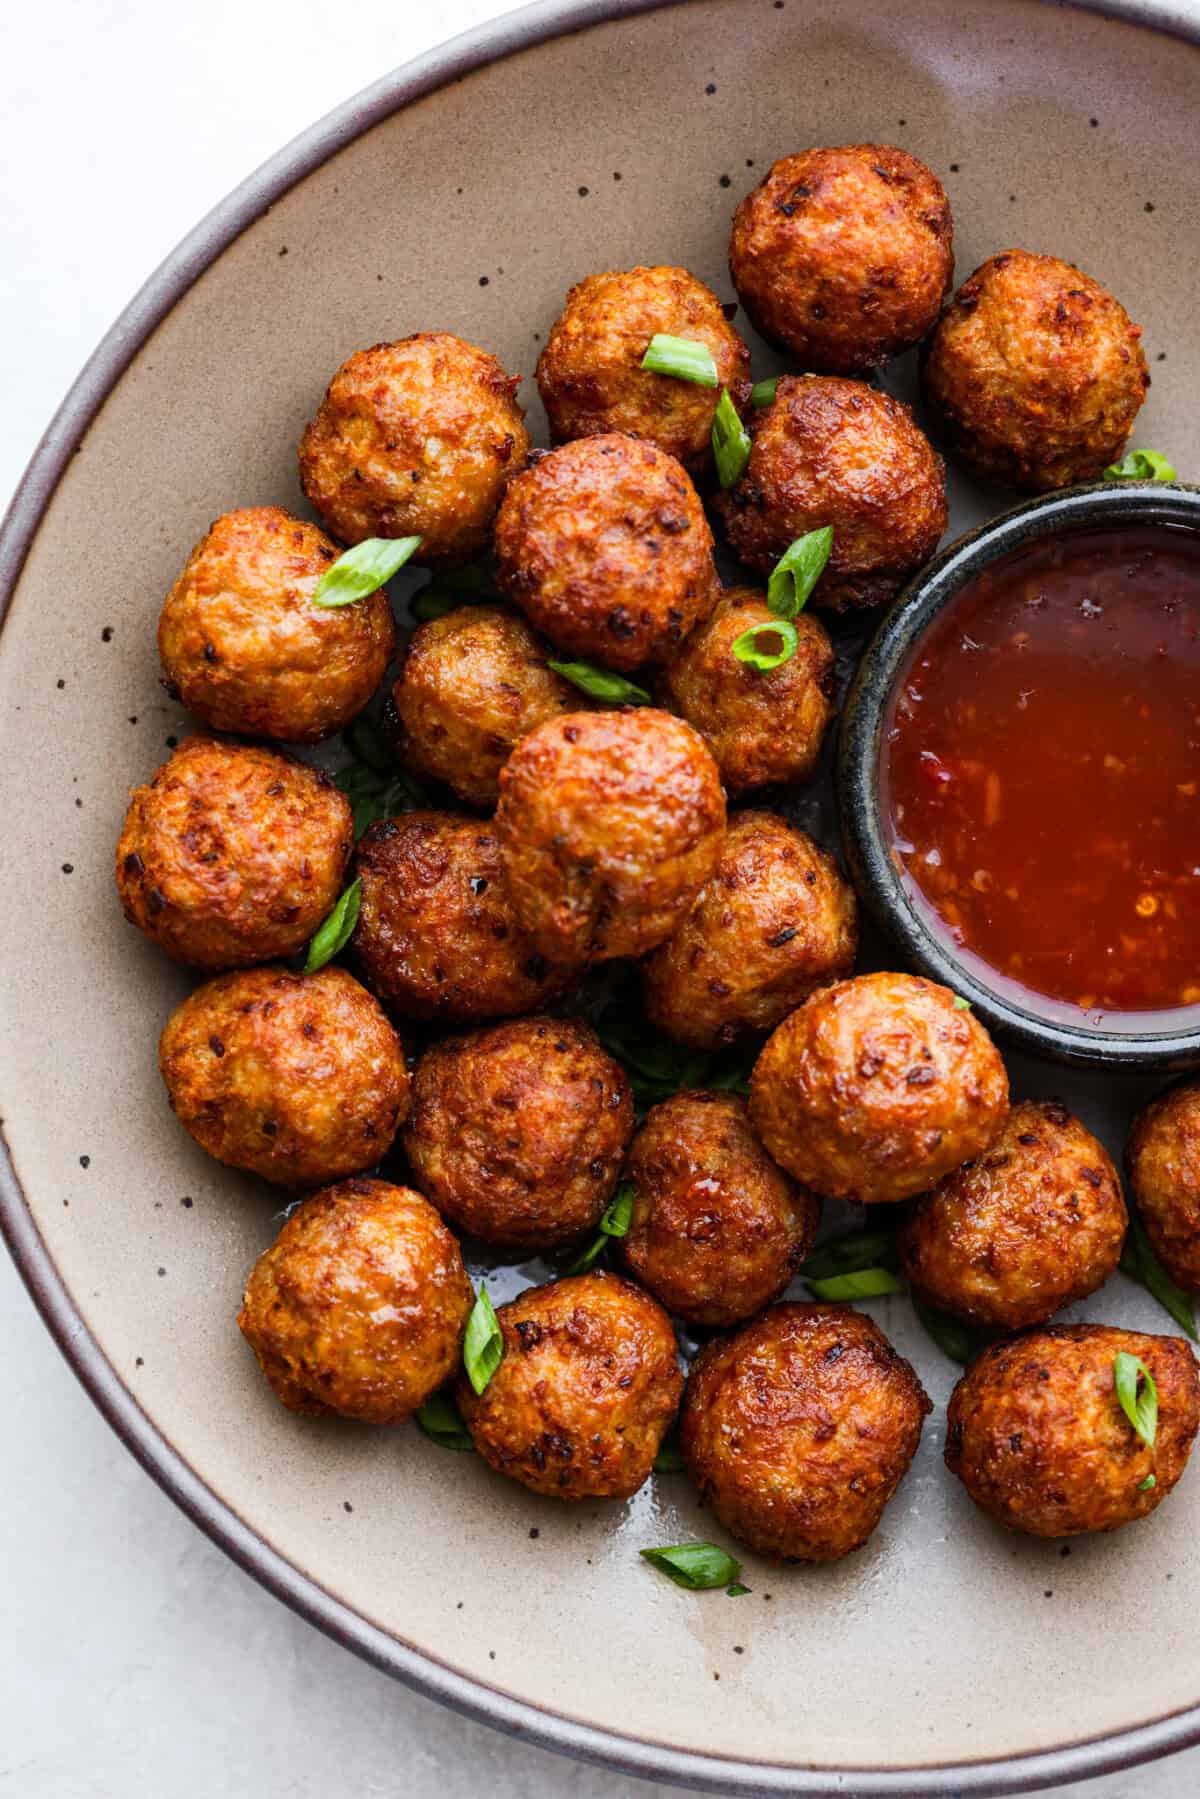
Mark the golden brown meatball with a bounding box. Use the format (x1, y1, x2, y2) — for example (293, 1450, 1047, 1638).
(659, 588, 836, 794)
(536, 265, 751, 477)
(946, 1323, 1200, 1537)
(681, 1304, 930, 1561)
(493, 434, 718, 671)
(728, 145, 953, 374)
(352, 811, 576, 1021)
(158, 506, 395, 743)
(457, 1272, 681, 1499)
(298, 332, 529, 564)
(921, 250, 1150, 491)
(715, 377, 947, 612)
(238, 1178, 472, 1422)
(116, 736, 353, 968)
(384, 606, 574, 808)
(1128, 1081, 1200, 1291)
(159, 965, 409, 1187)
(495, 709, 726, 963)
(621, 1091, 819, 1326)
(899, 1101, 1127, 1330)
(403, 1015, 633, 1249)
(642, 813, 858, 1050)
(749, 972, 1009, 1204)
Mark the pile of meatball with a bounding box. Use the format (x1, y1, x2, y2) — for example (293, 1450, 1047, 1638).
(115, 140, 1199, 1568)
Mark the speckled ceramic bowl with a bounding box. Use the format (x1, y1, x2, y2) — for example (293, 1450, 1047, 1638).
(3, 0, 1200, 1792)
(838, 481, 1200, 1071)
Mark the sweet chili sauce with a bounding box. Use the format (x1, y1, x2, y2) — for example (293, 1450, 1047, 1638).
(883, 524, 1200, 1019)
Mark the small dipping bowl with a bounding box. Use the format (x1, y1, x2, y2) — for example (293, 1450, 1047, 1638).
(838, 480, 1200, 1070)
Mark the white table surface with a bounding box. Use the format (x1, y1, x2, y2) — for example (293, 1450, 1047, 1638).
(3, 2, 1199, 1793)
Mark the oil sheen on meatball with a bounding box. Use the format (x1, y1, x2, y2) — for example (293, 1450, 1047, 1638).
(298, 332, 529, 563)
(495, 708, 726, 963)
(536, 264, 751, 477)
(1128, 1080, 1200, 1291)
(493, 434, 718, 671)
(158, 506, 395, 743)
(659, 588, 837, 795)
(385, 605, 574, 808)
(681, 1303, 931, 1560)
(457, 1272, 682, 1499)
(116, 735, 353, 968)
(899, 1100, 1127, 1330)
(352, 812, 577, 1022)
(238, 1179, 472, 1422)
(159, 965, 409, 1186)
(749, 972, 1009, 1204)
(642, 812, 858, 1050)
(728, 145, 954, 373)
(946, 1323, 1200, 1537)
(715, 377, 947, 613)
(621, 1091, 820, 1326)
(921, 250, 1150, 491)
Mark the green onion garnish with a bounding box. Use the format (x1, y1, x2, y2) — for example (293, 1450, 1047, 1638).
(546, 660, 652, 705)
(415, 1389, 475, 1452)
(302, 878, 361, 974)
(1120, 1213, 1198, 1341)
(640, 1542, 742, 1590)
(731, 618, 798, 672)
(640, 334, 719, 387)
(312, 535, 421, 607)
(911, 1294, 981, 1365)
(463, 1283, 504, 1396)
(1102, 448, 1177, 483)
(1113, 1351, 1158, 1450)
(953, 995, 973, 1011)
(563, 1182, 636, 1275)
(795, 1229, 899, 1283)
(766, 526, 834, 619)
(804, 1267, 904, 1302)
(653, 1428, 685, 1473)
(750, 377, 779, 407)
(712, 389, 751, 488)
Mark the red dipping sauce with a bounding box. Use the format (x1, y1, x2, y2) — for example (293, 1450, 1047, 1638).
(884, 525, 1200, 1022)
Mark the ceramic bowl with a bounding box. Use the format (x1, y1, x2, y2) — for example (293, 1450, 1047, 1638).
(3, 0, 1200, 1792)
(838, 481, 1200, 1070)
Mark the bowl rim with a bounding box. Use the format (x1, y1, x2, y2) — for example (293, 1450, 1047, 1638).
(5, 0, 1200, 1790)
(837, 480, 1200, 1071)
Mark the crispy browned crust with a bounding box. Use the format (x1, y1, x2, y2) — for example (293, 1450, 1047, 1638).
(298, 332, 529, 563)
(681, 1303, 930, 1560)
(946, 1323, 1200, 1537)
(457, 1272, 682, 1499)
(1128, 1079, 1200, 1291)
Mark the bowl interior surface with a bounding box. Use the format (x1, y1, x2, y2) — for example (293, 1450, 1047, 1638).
(3, 0, 1200, 1786)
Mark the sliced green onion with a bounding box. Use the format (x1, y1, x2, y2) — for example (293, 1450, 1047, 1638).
(953, 995, 973, 1011)
(1120, 1213, 1198, 1341)
(731, 618, 798, 672)
(796, 1229, 899, 1283)
(653, 1428, 686, 1474)
(640, 1542, 742, 1590)
(1138, 1473, 1157, 1491)
(463, 1283, 504, 1396)
(1102, 448, 1177, 483)
(563, 1182, 636, 1275)
(312, 535, 421, 607)
(805, 1266, 904, 1302)
(334, 764, 430, 837)
(547, 660, 651, 705)
(712, 388, 752, 489)
(766, 526, 834, 619)
(641, 334, 719, 387)
(1113, 1351, 1158, 1449)
(911, 1294, 980, 1365)
(750, 377, 779, 407)
(415, 1389, 475, 1452)
(302, 878, 361, 974)
(725, 1582, 752, 1597)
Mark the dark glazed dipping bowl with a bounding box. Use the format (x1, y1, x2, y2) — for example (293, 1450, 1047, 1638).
(837, 480, 1200, 1071)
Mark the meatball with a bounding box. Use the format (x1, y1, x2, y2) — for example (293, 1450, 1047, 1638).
(352, 812, 576, 1021)
(642, 812, 858, 1050)
(116, 735, 353, 968)
(621, 1091, 819, 1326)
(1127, 1081, 1200, 1291)
(728, 145, 953, 374)
(659, 588, 836, 794)
(945, 1323, 1200, 1537)
(158, 506, 395, 743)
(536, 265, 751, 477)
(457, 1272, 681, 1499)
(159, 965, 409, 1187)
(385, 605, 574, 808)
(681, 1304, 930, 1561)
(403, 1016, 633, 1249)
(749, 972, 1009, 1204)
(899, 1100, 1127, 1330)
(493, 434, 718, 671)
(298, 332, 529, 564)
(238, 1179, 472, 1422)
(716, 377, 946, 613)
(496, 709, 726, 963)
(921, 250, 1150, 491)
